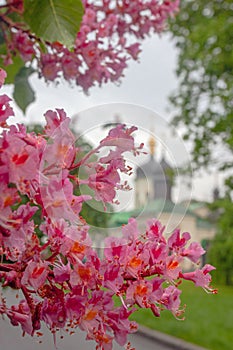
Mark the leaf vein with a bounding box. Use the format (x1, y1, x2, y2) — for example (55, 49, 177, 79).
(49, 0, 66, 44)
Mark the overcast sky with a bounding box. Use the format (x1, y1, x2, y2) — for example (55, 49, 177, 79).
(2, 33, 224, 204)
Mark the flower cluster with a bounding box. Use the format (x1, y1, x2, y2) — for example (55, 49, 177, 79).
(0, 0, 179, 90)
(0, 69, 216, 350)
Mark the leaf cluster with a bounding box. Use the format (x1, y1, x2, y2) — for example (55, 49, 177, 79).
(169, 0, 233, 171)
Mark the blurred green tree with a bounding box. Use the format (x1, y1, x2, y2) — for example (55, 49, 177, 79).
(169, 0, 233, 171)
(169, 0, 233, 284)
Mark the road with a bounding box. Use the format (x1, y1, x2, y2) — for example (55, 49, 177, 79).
(0, 317, 174, 350)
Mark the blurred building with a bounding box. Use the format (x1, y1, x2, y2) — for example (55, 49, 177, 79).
(108, 134, 216, 268)
(135, 134, 173, 207)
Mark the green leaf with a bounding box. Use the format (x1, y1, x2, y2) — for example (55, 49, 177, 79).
(5, 56, 24, 84)
(13, 67, 35, 113)
(1, 58, 25, 85)
(23, 0, 84, 49)
(0, 42, 26, 84)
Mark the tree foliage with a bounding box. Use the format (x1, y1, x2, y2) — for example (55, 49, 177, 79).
(169, 0, 233, 171)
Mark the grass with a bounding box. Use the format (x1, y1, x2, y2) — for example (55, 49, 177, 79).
(130, 282, 233, 350)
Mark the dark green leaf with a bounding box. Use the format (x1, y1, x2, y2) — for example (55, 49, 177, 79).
(13, 67, 35, 113)
(23, 0, 84, 49)
(0, 53, 25, 85)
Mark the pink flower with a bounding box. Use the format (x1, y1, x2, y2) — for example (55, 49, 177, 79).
(102, 262, 124, 294)
(42, 295, 66, 329)
(82, 41, 99, 66)
(88, 163, 120, 202)
(0, 68, 7, 88)
(146, 219, 166, 243)
(104, 236, 128, 263)
(100, 124, 136, 152)
(126, 43, 141, 60)
(99, 149, 127, 171)
(122, 218, 140, 243)
(126, 280, 153, 308)
(180, 264, 216, 292)
(1, 131, 39, 187)
(65, 293, 85, 321)
(182, 241, 206, 263)
(21, 260, 48, 290)
(0, 94, 14, 127)
(125, 249, 148, 279)
(0, 181, 19, 209)
(79, 305, 100, 333)
(164, 256, 182, 281)
(40, 173, 88, 222)
(160, 285, 182, 317)
(60, 224, 92, 261)
(106, 306, 137, 346)
(44, 109, 70, 136)
(78, 291, 110, 333)
(13, 31, 35, 62)
(40, 54, 60, 80)
(7, 300, 33, 335)
(77, 72, 94, 91)
(65, 293, 87, 327)
(88, 330, 114, 350)
(62, 53, 80, 80)
(71, 260, 99, 289)
(42, 122, 75, 170)
(2, 203, 38, 261)
(148, 241, 167, 266)
(168, 229, 191, 252)
(82, 8, 96, 26)
(53, 260, 71, 283)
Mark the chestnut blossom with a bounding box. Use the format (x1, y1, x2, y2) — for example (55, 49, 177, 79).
(0, 68, 7, 87)
(0, 1, 180, 91)
(0, 95, 14, 127)
(0, 69, 216, 350)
